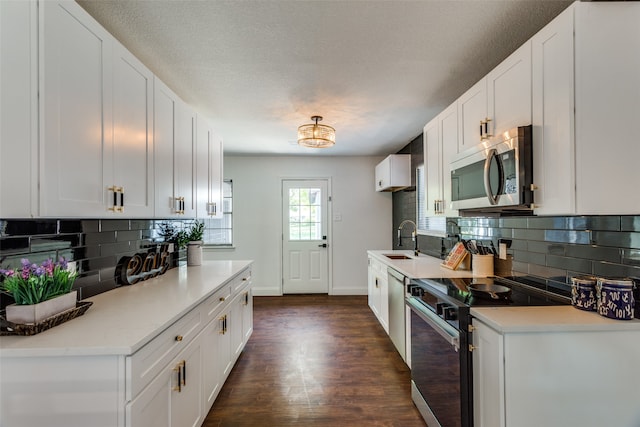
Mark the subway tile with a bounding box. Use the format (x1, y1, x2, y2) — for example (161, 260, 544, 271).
(591, 231, 640, 249)
(100, 241, 131, 257)
(510, 260, 529, 275)
(621, 216, 640, 232)
(100, 219, 131, 232)
(59, 220, 100, 234)
(116, 230, 142, 242)
(0, 219, 58, 236)
(31, 235, 81, 251)
(546, 255, 592, 274)
(130, 220, 154, 230)
(85, 256, 118, 271)
(99, 267, 117, 282)
(566, 216, 620, 231)
(544, 230, 591, 245)
(622, 249, 640, 266)
(80, 281, 119, 300)
(527, 241, 565, 256)
(0, 237, 30, 255)
(84, 231, 117, 245)
(592, 261, 640, 279)
(547, 279, 571, 298)
(528, 264, 567, 282)
(507, 239, 528, 251)
(500, 217, 528, 228)
(565, 244, 621, 263)
(526, 217, 567, 230)
(72, 271, 100, 289)
(513, 250, 546, 266)
(514, 229, 546, 241)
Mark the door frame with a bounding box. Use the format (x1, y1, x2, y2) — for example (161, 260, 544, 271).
(279, 177, 333, 295)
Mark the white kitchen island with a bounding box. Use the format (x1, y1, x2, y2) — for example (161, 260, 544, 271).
(0, 260, 253, 427)
(471, 306, 640, 427)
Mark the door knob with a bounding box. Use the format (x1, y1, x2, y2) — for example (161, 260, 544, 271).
(318, 243, 327, 248)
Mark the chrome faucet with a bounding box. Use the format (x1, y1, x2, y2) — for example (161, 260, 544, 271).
(397, 219, 419, 256)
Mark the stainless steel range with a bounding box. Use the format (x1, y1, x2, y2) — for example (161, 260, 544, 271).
(405, 276, 569, 427)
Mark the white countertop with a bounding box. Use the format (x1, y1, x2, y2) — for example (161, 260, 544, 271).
(0, 260, 253, 358)
(367, 250, 475, 279)
(472, 305, 640, 333)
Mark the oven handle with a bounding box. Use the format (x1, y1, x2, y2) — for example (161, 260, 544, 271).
(406, 297, 460, 351)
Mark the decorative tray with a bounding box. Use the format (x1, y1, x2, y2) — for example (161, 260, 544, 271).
(0, 301, 93, 336)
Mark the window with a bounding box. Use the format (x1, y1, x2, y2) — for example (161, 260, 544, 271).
(288, 187, 322, 241)
(204, 180, 233, 246)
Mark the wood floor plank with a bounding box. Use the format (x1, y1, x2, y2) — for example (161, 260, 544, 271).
(203, 295, 427, 427)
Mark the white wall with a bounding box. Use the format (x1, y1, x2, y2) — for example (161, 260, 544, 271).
(204, 155, 392, 296)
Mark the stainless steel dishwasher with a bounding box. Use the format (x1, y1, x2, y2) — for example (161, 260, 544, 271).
(387, 267, 406, 362)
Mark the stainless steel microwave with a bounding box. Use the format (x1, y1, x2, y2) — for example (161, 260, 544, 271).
(450, 125, 533, 212)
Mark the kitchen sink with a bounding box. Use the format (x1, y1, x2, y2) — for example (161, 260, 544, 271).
(383, 254, 413, 260)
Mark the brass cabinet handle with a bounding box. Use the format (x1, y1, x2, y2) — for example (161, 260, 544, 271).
(175, 335, 183, 342)
(173, 363, 182, 392)
(219, 297, 225, 301)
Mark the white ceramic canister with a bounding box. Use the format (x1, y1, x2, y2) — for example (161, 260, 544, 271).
(596, 277, 635, 320)
(571, 276, 597, 311)
(472, 254, 494, 277)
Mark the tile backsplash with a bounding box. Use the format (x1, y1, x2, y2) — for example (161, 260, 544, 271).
(0, 219, 194, 308)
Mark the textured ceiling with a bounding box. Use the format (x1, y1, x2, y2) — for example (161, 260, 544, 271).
(77, 0, 573, 156)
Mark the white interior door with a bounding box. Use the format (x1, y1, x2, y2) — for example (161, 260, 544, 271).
(282, 179, 329, 294)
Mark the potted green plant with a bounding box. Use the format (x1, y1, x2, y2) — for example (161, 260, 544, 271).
(186, 220, 205, 266)
(0, 257, 78, 324)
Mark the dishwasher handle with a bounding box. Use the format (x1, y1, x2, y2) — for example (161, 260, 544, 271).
(406, 297, 460, 351)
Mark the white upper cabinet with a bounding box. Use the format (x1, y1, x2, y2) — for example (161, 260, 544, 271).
(531, 7, 575, 216)
(375, 154, 411, 192)
(424, 101, 458, 220)
(154, 79, 196, 218)
(39, 0, 113, 217)
(174, 100, 196, 218)
(486, 41, 532, 139)
(573, 2, 640, 215)
(196, 116, 224, 219)
(457, 79, 487, 153)
(112, 41, 155, 217)
(532, 2, 640, 215)
(0, 0, 38, 218)
(458, 42, 532, 155)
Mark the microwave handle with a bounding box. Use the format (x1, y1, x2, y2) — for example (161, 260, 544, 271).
(483, 148, 500, 205)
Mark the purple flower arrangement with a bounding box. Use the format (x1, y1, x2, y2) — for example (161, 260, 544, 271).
(0, 258, 77, 305)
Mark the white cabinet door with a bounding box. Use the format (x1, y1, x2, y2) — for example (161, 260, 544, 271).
(201, 318, 223, 411)
(39, 0, 113, 217)
(0, 0, 37, 218)
(126, 365, 171, 427)
(487, 41, 532, 137)
(439, 102, 459, 217)
(375, 155, 411, 192)
(170, 337, 203, 427)
(153, 78, 177, 217)
(423, 118, 441, 217)
(196, 116, 224, 219)
(532, 7, 575, 215)
(241, 286, 253, 345)
(174, 101, 196, 217)
(367, 258, 381, 318)
(472, 319, 505, 427)
(230, 290, 245, 360)
(573, 2, 640, 214)
(112, 41, 154, 217)
(457, 78, 487, 152)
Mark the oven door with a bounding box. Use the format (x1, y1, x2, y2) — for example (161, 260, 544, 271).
(407, 297, 470, 427)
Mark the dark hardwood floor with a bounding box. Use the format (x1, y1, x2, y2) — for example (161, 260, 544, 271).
(203, 295, 427, 427)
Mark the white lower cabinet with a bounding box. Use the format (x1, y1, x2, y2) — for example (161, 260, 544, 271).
(367, 256, 389, 333)
(471, 316, 640, 427)
(0, 267, 252, 427)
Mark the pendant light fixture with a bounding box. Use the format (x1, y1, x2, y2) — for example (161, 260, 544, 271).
(297, 115, 335, 148)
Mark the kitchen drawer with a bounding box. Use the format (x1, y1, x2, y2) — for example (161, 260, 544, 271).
(203, 284, 231, 322)
(231, 268, 252, 294)
(126, 305, 203, 400)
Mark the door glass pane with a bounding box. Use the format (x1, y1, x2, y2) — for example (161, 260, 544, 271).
(289, 187, 322, 241)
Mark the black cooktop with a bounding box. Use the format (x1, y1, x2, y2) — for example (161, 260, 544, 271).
(411, 276, 571, 308)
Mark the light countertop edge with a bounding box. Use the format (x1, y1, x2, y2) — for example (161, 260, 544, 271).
(0, 260, 253, 358)
(367, 250, 475, 279)
(471, 306, 640, 333)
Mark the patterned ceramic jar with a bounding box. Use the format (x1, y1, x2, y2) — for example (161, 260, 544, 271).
(571, 276, 597, 311)
(596, 278, 635, 320)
